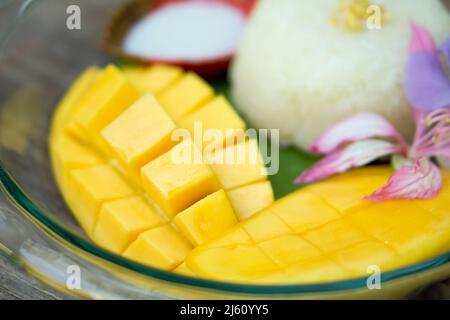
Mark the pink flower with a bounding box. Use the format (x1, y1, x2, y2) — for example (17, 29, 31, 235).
(295, 22, 450, 202)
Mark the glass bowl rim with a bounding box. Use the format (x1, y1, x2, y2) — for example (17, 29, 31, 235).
(1, 163, 449, 295)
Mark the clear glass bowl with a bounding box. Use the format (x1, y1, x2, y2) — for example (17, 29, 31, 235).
(0, 0, 449, 299)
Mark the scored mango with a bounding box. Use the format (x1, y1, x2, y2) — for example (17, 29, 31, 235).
(50, 65, 273, 272)
(186, 167, 450, 284)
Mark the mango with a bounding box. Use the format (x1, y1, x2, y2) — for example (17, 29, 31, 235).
(174, 262, 196, 276)
(208, 139, 268, 190)
(141, 139, 219, 217)
(72, 65, 140, 150)
(51, 133, 104, 188)
(93, 196, 166, 254)
(177, 95, 246, 151)
(186, 167, 450, 284)
(227, 181, 274, 220)
(101, 94, 176, 180)
(50, 66, 100, 140)
(124, 64, 183, 95)
(173, 190, 238, 246)
(123, 225, 192, 270)
(66, 163, 134, 234)
(158, 72, 214, 120)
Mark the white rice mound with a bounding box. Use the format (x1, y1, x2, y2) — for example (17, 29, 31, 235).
(231, 0, 450, 151)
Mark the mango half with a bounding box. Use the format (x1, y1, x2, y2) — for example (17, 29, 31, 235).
(186, 167, 450, 284)
(50, 65, 273, 272)
(50, 65, 450, 284)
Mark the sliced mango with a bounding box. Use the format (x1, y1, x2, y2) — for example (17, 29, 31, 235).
(123, 225, 192, 270)
(66, 163, 134, 234)
(173, 190, 238, 246)
(177, 95, 246, 151)
(208, 139, 268, 190)
(141, 139, 219, 217)
(51, 133, 104, 188)
(227, 181, 274, 220)
(124, 64, 183, 95)
(101, 94, 176, 180)
(71, 65, 140, 150)
(93, 196, 166, 254)
(186, 167, 450, 284)
(158, 72, 214, 120)
(50, 66, 100, 140)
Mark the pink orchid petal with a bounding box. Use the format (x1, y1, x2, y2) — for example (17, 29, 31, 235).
(310, 113, 406, 154)
(410, 108, 450, 160)
(409, 21, 437, 53)
(365, 157, 442, 202)
(405, 23, 450, 112)
(296, 139, 400, 184)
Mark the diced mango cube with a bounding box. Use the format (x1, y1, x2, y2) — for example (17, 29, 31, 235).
(158, 72, 214, 120)
(51, 134, 103, 187)
(227, 181, 274, 220)
(66, 164, 134, 234)
(272, 191, 340, 233)
(101, 94, 176, 179)
(202, 226, 253, 249)
(258, 235, 322, 268)
(141, 139, 219, 216)
(123, 225, 192, 270)
(173, 190, 238, 246)
(177, 95, 246, 151)
(51, 66, 100, 138)
(208, 139, 268, 190)
(302, 220, 369, 253)
(93, 196, 166, 254)
(242, 210, 292, 242)
(124, 64, 183, 95)
(73, 66, 140, 149)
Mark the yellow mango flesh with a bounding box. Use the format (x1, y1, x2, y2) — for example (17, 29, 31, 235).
(92, 196, 166, 254)
(173, 190, 238, 246)
(141, 139, 220, 217)
(66, 163, 134, 234)
(186, 167, 450, 284)
(70, 65, 141, 150)
(50, 65, 272, 272)
(123, 225, 192, 270)
(208, 139, 268, 190)
(158, 72, 214, 120)
(227, 181, 275, 220)
(177, 95, 247, 151)
(123, 64, 183, 95)
(101, 94, 177, 180)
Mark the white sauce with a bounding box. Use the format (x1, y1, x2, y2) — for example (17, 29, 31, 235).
(123, 1, 246, 61)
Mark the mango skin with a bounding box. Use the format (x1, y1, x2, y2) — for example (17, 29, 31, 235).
(186, 167, 450, 284)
